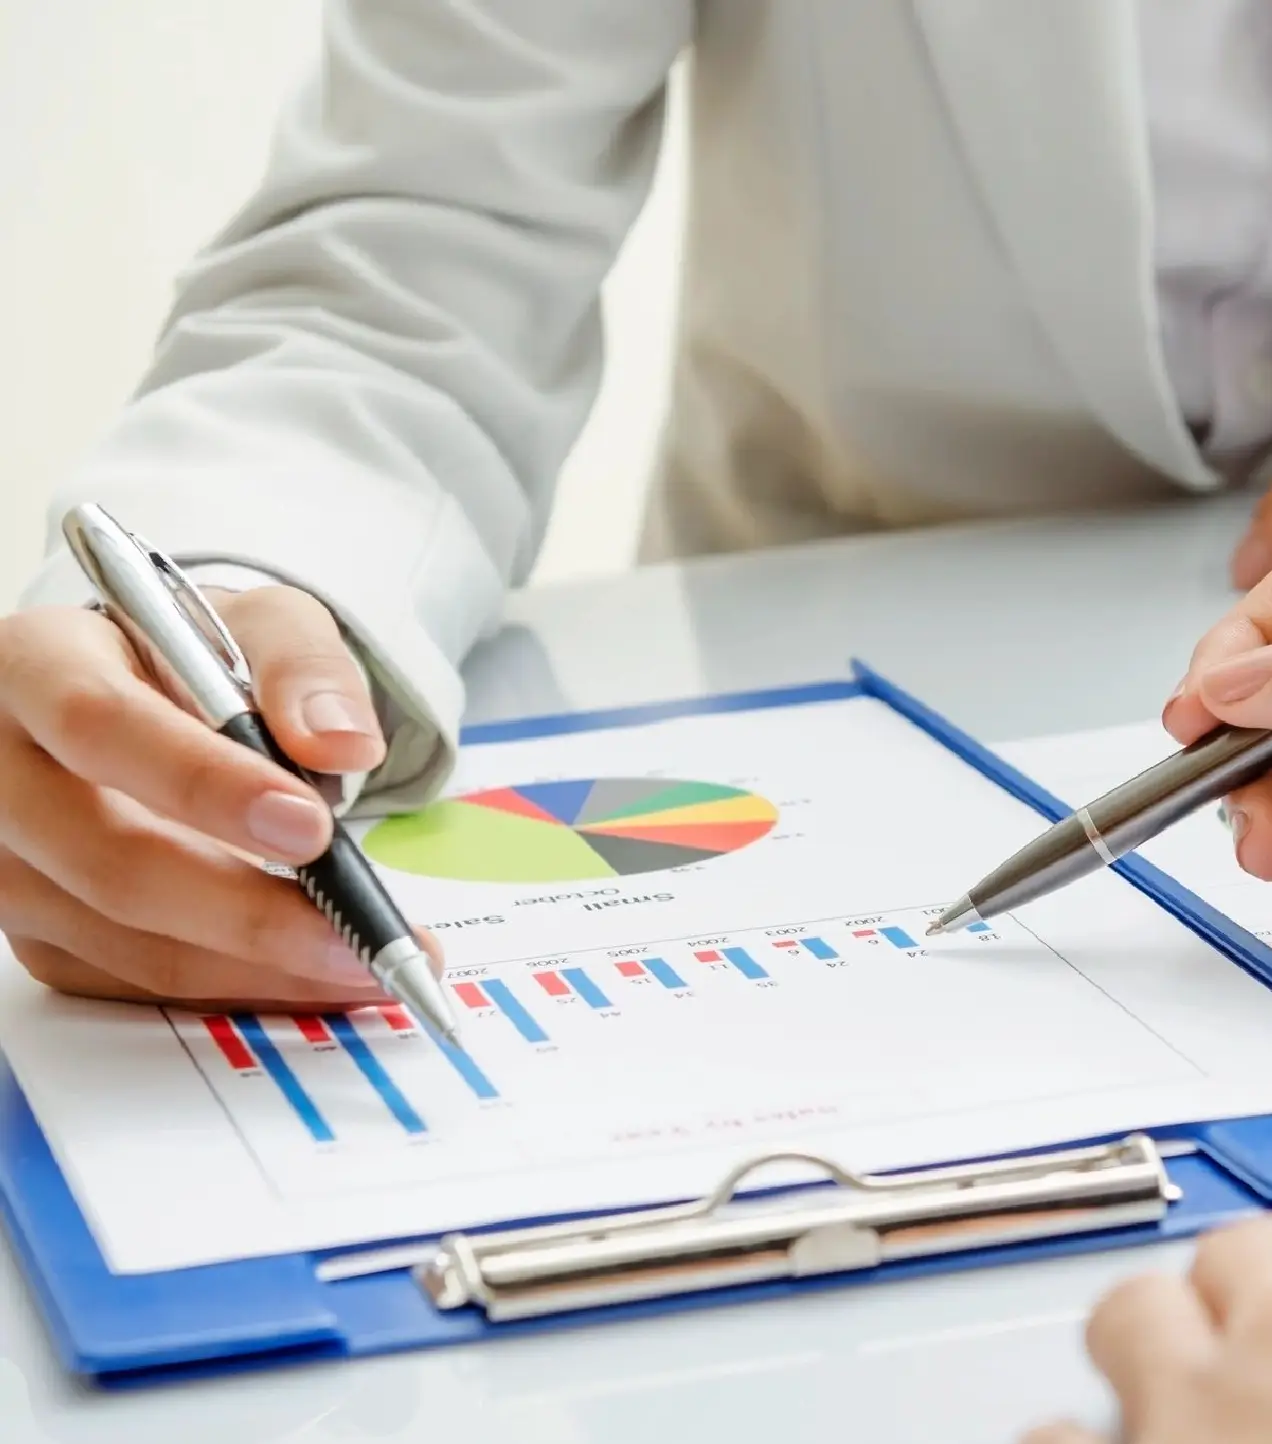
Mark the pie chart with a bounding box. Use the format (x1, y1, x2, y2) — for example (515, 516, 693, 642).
(362, 778, 780, 883)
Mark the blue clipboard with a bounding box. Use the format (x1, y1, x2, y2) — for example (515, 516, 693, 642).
(3, 660, 1272, 1387)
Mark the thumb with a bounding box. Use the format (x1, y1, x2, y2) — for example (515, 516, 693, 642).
(216, 587, 385, 776)
(1196, 640, 1272, 730)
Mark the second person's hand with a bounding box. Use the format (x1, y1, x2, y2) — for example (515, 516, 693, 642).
(0, 584, 441, 1010)
(1164, 567, 1272, 878)
(1023, 1217, 1272, 1444)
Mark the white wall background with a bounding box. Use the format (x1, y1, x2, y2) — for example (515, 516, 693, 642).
(0, 1, 685, 610)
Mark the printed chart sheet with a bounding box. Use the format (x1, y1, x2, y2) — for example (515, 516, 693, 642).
(4, 694, 1272, 1273)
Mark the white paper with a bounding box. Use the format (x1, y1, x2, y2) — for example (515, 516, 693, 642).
(6, 695, 1272, 1275)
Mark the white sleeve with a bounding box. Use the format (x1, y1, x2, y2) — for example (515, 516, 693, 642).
(21, 0, 691, 806)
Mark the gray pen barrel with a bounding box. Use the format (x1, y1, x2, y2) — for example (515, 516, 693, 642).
(969, 725, 1272, 920)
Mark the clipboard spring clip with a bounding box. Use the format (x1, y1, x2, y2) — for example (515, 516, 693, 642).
(364, 1134, 1177, 1321)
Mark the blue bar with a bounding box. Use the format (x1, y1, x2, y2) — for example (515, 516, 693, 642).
(235, 1017, 335, 1144)
(484, 980, 549, 1044)
(968, 921, 991, 933)
(880, 926, 917, 949)
(426, 1028, 499, 1101)
(562, 967, 613, 1010)
(328, 1016, 427, 1135)
(723, 947, 769, 980)
(646, 957, 687, 990)
(801, 937, 838, 960)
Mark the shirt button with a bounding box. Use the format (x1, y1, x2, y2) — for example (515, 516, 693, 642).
(1247, 357, 1272, 407)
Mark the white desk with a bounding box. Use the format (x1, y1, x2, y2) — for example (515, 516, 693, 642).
(3, 493, 1257, 1442)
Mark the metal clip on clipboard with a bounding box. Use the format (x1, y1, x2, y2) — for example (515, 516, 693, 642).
(320, 1134, 1183, 1322)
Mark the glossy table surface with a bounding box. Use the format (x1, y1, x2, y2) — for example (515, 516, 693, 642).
(3, 491, 1258, 1442)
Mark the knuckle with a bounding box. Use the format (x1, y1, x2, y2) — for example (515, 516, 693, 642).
(226, 878, 301, 964)
(51, 683, 130, 755)
(168, 742, 235, 820)
(139, 944, 191, 1001)
(0, 850, 46, 938)
(74, 844, 141, 923)
(0, 847, 28, 910)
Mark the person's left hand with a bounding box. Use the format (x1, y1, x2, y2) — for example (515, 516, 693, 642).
(1231, 490, 1272, 590)
(1021, 1216, 1272, 1443)
(1163, 566, 1272, 876)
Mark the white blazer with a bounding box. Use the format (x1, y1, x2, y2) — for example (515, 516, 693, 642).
(20, 1, 1230, 805)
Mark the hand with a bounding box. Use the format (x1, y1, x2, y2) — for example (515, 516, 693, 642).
(1023, 1216, 1272, 1443)
(1231, 489, 1272, 590)
(0, 585, 441, 1010)
(1163, 567, 1272, 877)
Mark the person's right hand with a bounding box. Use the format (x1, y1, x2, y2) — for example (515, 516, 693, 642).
(0, 585, 438, 1011)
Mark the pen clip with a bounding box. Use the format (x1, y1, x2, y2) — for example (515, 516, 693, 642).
(63, 503, 254, 729)
(141, 539, 252, 689)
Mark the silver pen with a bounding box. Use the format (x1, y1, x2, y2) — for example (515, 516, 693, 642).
(62, 503, 459, 1041)
(928, 722, 1272, 936)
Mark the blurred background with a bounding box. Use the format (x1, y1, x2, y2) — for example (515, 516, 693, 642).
(0, 1, 686, 610)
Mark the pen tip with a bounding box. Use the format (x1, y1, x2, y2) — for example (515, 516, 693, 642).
(925, 920, 944, 937)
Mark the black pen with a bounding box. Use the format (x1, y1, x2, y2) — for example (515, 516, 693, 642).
(62, 503, 459, 1040)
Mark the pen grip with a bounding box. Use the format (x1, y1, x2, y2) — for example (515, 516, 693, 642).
(1086, 725, 1272, 857)
(219, 713, 410, 965)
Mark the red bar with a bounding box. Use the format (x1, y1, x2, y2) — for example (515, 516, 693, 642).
(694, 950, 722, 963)
(453, 982, 490, 1010)
(380, 1005, 416, 1033)
(534, 971, 570, 997)
(853, 929, 877, 938)
(293, 1015, 332, 1046)
(202, 1016, 255, 1072)
(774, 940, 797, 949)
(616, 961, 645, 978)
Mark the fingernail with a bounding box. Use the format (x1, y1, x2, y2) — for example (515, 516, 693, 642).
(1230, 806, 1251, 847)
(1220, 799, 1249, 836)
(1234, 532, 1272, 588)
(1161, 676, 1189, 722)
(246, 790, 330, 858)
(1201, 646, 1272, 704)
(301, 691, 376, 738)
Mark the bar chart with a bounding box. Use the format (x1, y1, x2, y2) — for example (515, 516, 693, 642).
(194, 1003, 499, 1151)
(179, 903, 1010, 1191)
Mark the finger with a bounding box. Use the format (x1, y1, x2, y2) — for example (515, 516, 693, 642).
(1162, 611, 1268, 744)
(218, 587, 384, 776)
(0, 612, 331, 864)
(1165, 570, 1272, 737)
(1085, 1273, 1215, 1434)
(0, 790, 371, 991)
(1194, 643, 1272, 733)
(1232, 491, 1272, 590)
(1018, 1425, 1107, 1444)
(0, 841, 443, 999)
(1190, 1216, 1272, 1334)
(1222, 781, 1272, 878)
(8, 936, 386, 1013)
(413, 925, 445, 977)
(10, 927, 439, 1010)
